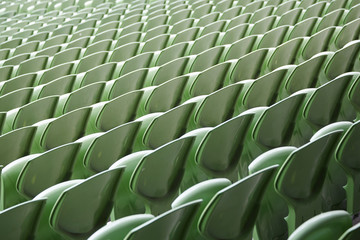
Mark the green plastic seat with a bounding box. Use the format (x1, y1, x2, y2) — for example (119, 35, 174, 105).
(118, 22, 144, 37)
(143, 25, 170, 41)
(326, 0, 347, 13)
(343, 3, 360, 24)
(55, 82, 105, 115)
(201, 20, 227, 36)
(188, 46, 225, 72)
(36, 45, 62, 57)
(155, 42, 189, 66)
(17, 143, 81, 199)
(275, 130, 343, 233)
(109, 42, 140, 62)
(110, 136, 194, 218)
(13, 41, 40, 56)
(141, 34, 171, 53)
(83, 40, 112, 57)
(16, 56, 49, 76)
(257, 25, 290, 48)
(249, 6, 274, 23)
(3, 53, 31, 67)
(316, 9, 345, 31)
(288, 211, 352, 240)
(332, 19, 360, 50)
(301, 2, 327, 20)
(152, 57, 189, 85)
(249, 16, 277, 35)
(335, 120, 360, 214)
(287, 17, 319, 40)
(340, 222, 360, 240)
(31, 107, 91, 153)
(3, 96, 59, 133)
(224, 35, 258, 61)
(36, 62, 75, 86)
(97, 21, 121, 34)
(76, 62, 118, 88)
(119, 52, 154, 76)
(249, 146, 296, 240)
(0, 73, 37, 96)
(43, 34, 68, 49)
(176, 165, 277, 240)
(301, 27, 336, 61)
(0, 199, 46, 240)
(172, 27, 200, 44)
(75, 51, 109, 73)
(277, 8, 303, 26)
(145, 14, 169, 31)
(33, 75, 76, 100)
(273, 0, 296, 15)
(225, 13, 251, 28)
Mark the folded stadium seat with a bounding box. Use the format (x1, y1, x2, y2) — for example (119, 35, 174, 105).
(275, 130, 343, 234)
(248, 146, 296, 240)
(90, 201, 200, 240)
(286, 17, 319, 40)
(141, 34, 171, 53)
(192, 82, 248, 129)
(326, 0, 347, 14)
(242, 0, 265, 14)
(303, 74, 357, 133)
(184, 61, 231, 99)
(301, 1, 327, 20)
(135, 100, 197, 150)
(12, 41, 40, 56)
(330, 19, 360, 51)
(118, 52, 154, 76)
(170, 18, 196, 34)
(0, 88, 33, 112)
(35, 45, 63, 57)
(316, 9, 346, 32)
(249, 5, 274, 23)
(75, 122, 140, 177)
(214, 0, 234, 12)
(97, 20, 121, 34)
(229, 48, 270, 83)
(114, 33, 142, 49)
(144, 14, 169, 31)
(273, 0, 297, 15)
(37, 23, 58, 34)
(256, 25, 290, 49)
(12, 29, 34, 40)
(169, 6, 189, 18)
(220, 6, 243, 20)
(74, 62, 119, 89)
(263, 37, 306, 74)
(3, 53, 31, 66)
(148, 9, 167, 20)
(143, 76, 187, 113)
(223, 35, 259, 61)
(201, 20, 227, 37)
(248, 16, 277, 35)
(33, 168, 123, 240)
(0, 38, 22, 50)
(76, 19, 98, 32)
(241, 66, 292, 112)
(121, 14, 144, 28)
(175, 165, 277, 240)
(276, 8, 304, 27)
(143, 25, 170, 41)
(75, 51, 109, 73)
(0, 49, 10, 61)
(110, 136, 194, 218)
(288, 211, 352, 240)
(172, 27, 201, 44)
(123, 8, 144, 19)
(51, 47, 83, 67)
(54, 82, 105, 116)
(342, 3, 360, 24)
(33, 62, 75, 87)
(86, 90, 143, 133)
(42, 34, 68, 49)
(31, 107, 91, 153)
(320, 40, 360, 85)
(0, 73, 37, 96)
(147, 57, 188, 86)
(118, 22, 145, 38)
(191, 3, 213, 18)
(333, 120, 360, 214)
(70, 27, 96, 42)
(240, 90, 313, 177)
(196, 12, 221, 26)
(155, 42, 189, 66)
(347, 73, 360, 115)
(92, 29, 118, 43)
(3, 96, 59, 133)
(187, 46, 226, 72)
(299, 27, 336, 62)
(221, 23, 250, 44)
(65, 36, 91, 49)
(281, 53, 331, 98)
(0, 199, 46, 240)
(102, 68, 148, 100)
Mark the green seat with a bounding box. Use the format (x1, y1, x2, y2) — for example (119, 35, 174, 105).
(110, 136, 194, 218)
(0, 73, 37, 96)
(336, 120, 360, 214)
(176, 165, 277, 240)
(316, 9, 345, 31)
(66, 36, 91, 49)
(155, 42, 189, 66)
(83, 40, 112, 56)
(76, 62, 118, 88)
(33, 75, 76, 100)
(201, 20, 227, 36)
(13, 41, 40, 56)
(170, 12, 194, 28)
(326, 0, 347, 13)
(332, 19, 360, 50)
(36, 62, 75, 85)
(249, 146, 296, 240)
(114, 32, 142, 47)
(0, 199, 46, 240)
(119, 52, 154, 76)
(16, 56, 49, 76)
(277, 8, 303, 26)
(287, 17, 319, 40)
(275, 130, 343, 233)
(75, 51, 109, 73)
(31, 107, 91, 153)
(257, 25, 290, 48)
(301, 2, 327, 20)
(55, 82, 105, 116)
(3, 53, 31, 67)
(76, 121, 140, 176)
(343, 3, 360, 24)
(141, 34, 171, 53)
(3, 96, 59, 133)
(109, 42, 140, 62)
(145, 14, 169, 31)
(70, 28, 95, 41)
(300, 27, 336, 61)
(36, 45, 62, 57)
(17, 143, 81, 199)
(172, 27, 201, 44)
(249, 6, 274, 23)
(340, 222, 360, 240)
(288, 211, 352, 240)
(118, 22, 144, 37)
(43, 34, 68, 49)
(224, 12, 251, 27)
(143, 25, 170, 41)
(188, 46, 225, 72)
(224, 35, 258, 61)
